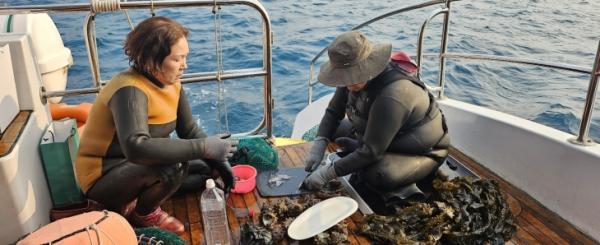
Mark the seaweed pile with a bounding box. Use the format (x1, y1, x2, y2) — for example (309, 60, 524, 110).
(359, 176, 516, 244)
(241, 182, 349, 245)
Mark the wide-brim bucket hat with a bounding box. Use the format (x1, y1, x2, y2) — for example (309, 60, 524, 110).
(318, 31, 392, 87)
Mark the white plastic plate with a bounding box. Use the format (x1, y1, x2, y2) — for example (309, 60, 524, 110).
(287, 196, 358, 240)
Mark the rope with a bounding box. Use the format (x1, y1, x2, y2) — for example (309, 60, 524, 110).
(137, 233, 164, 245)
(123, 9, 134, 30)
(90, 0, 132, 30)
(150, 0, 156, 16)
(90, 0, 121, 13)
(213, 1, 230, 133)
(47, 210, 111, 244)
(94, 223, 119, 244)
(84, 226, 95, 245)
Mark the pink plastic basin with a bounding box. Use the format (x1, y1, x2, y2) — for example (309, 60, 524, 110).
(231, 165, 257, 194)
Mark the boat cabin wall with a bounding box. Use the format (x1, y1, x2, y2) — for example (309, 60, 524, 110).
(0, 44, 18, 134)
(0, 34, 53, 244)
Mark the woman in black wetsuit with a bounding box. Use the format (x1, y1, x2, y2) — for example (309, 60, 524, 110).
(75, 17, 238, 234)
(302, 31, 450, 212)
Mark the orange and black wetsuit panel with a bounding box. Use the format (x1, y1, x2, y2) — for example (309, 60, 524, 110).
(75, 70, 212, 193)
(75, 70, 220, 213)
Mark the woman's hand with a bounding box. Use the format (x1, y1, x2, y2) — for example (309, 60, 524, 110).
(305, 137, 329, 172)
(207, 160, 234, 193)
(302, 163, 337, 190)
(335, 137, 361, 152)
(203, 134, 239, 162)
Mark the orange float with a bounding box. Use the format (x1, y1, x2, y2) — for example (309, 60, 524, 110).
(16, 211, 137, 245)
(49, 102, 92, 137)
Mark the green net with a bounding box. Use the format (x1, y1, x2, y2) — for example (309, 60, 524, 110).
(301, 124, 319, 141)
(229, 135, 279, 171)
(134, 227, 186, 245)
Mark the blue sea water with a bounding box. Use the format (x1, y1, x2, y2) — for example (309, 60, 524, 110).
(5, 0, 600, 142)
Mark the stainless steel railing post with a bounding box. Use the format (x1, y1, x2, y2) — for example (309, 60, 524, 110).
(416, 8, 448, 81)
(569, 40, 600, 146)
(83, 12, 102, 88)
(437, 0, 452, 98)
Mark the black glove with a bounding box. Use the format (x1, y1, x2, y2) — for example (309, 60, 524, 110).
(207, 160, 235, 194)
(302, 163, 337, 190)
(305, 136, 329, 172)
(335, 137, 361, 152)
(203, 133, 239, 162)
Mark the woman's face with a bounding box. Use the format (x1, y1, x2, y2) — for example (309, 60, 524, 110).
(155, 37, 189, 86)
(347, 81, 367, 92)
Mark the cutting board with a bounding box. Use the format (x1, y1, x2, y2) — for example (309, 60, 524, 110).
(257, 167, 313, 197)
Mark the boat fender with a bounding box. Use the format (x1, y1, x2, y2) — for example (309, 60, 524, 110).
(49, 102, 92, 123)
(15, 210, 137, 245)
(49, 102, 92, 136)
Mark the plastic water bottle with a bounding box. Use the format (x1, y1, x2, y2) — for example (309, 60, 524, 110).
(201, 179, 231, 245)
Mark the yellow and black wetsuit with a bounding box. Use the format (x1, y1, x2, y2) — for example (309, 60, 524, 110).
(75, 69, 218, 214)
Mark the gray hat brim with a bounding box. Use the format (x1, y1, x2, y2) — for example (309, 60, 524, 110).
(318, 43, 392, 87)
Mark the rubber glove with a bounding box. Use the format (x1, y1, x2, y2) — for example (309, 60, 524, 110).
(305, 136, 329, 172)
(206, 160, 235, 193)
(302, 163, 337, 190)
(335, 137, 361, 152)
(203, 133, 239, 162)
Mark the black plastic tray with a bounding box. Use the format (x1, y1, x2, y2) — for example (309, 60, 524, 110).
(256, 167, 312, 197)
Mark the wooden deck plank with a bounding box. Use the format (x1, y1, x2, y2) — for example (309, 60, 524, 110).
(189, 222, 203, 245)
(517, 210, 567, 245)
(242, 191, 261, 224)
(348, 212, 370, 245)
(167, 143, 597, 245)
(171, 193, 191, 243)
(0, 111, 31, 157)
(345, 213, 370, 245)
(512, 226, 540, 245)
(229, 192, 250, 224)
(161, 197, 174, 215)
(282, 146, 305, 168)
(185, 192, 201, 224)
(225, 194, 241, 245)
(185, 192, 203, 245)
(277, 147, 294, 168)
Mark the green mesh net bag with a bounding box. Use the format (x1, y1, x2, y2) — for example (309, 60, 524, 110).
(229, 135, 279, 171)
(301, 124, 319, 141)
(134, 227, 186, 245)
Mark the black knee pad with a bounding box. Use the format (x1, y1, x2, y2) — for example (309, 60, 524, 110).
(360, 153, 438, 192)
(187, 159, 212, 175)
(159, 163, 188, 188)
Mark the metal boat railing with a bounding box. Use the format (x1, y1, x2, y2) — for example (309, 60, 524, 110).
(307, 0, 599, 146)
(0, 0, 274, 137)
(307, 0, 449, 101)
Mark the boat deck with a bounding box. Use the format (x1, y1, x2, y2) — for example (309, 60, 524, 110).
(162, 142, 597, 244)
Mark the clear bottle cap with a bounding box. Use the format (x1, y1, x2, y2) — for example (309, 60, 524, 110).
(206, 179, 215, 189)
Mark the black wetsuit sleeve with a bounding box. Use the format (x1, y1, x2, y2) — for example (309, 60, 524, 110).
(334, 94, 411, 176)
(109, 86, 211, 165)
(176, 89, 207, 139)
(317, 87, 348, 139)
